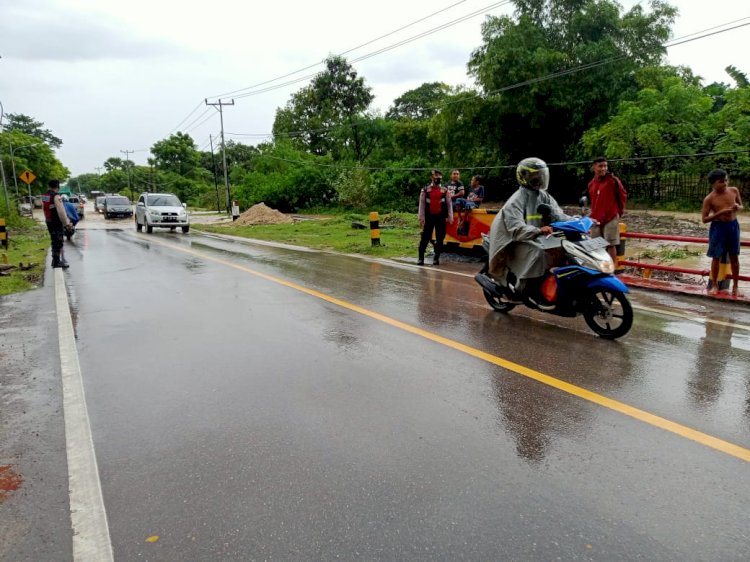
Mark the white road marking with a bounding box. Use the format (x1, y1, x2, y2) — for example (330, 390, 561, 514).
(55, 268, 114, 561)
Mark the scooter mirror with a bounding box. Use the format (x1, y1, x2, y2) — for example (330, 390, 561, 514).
(579, 196, 589, 209)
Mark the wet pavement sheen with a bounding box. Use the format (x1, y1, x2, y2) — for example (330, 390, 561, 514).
(47, 220, 750, 560)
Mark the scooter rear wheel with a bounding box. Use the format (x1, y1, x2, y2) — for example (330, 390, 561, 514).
(583, 289, 633, 339)
(483, 290, 517, 313)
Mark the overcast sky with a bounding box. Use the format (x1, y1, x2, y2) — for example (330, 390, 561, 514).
(1, 0, 748, 176)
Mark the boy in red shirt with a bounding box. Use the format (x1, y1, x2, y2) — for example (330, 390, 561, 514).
(588, 157, 627, 264)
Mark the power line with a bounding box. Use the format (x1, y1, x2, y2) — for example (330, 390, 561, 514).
(220, 1, 511, 102)
(208, 0, 476, 99)
(224, 16, 750, 141)
(253, 148, 750, 172)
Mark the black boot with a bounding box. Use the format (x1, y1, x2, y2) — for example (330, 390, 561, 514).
(433, 253, 440, 266)
(417, 251, 425, 266)
(52, 250, 62, 268)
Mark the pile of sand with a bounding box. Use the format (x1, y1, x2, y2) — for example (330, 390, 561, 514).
(233, 203, 294, 226)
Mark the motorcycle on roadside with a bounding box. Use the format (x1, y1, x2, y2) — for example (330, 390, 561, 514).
(474, 214, 633, 339)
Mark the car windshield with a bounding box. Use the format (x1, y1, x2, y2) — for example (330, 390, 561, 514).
(147, 195, 181, 206)
(107, 197, 130, 205)
(96, 197, 105, 204)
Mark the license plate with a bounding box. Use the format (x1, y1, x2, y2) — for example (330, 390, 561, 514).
(580, 237, 610, 251)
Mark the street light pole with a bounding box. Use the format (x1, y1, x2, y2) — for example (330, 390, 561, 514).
(0, 99, 10, 215)
(9, 142, 42, 200)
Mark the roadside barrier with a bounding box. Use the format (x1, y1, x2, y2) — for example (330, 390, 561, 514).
(618, 228, 750, 288)
(0, 218, 7, 249)
(369, 211, 380, 246)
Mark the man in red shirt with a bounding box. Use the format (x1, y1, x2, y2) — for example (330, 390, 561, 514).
(588, 157, 627, 264)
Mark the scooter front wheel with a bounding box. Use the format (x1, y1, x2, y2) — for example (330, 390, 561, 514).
(483, 290, 517, 313)
(583, 289, 633, 339)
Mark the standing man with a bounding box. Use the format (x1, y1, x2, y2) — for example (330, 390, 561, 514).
(418, 169, 453, 266)
(701, 169, 743, 296)
(42, 179, 73, 268)
(588, 157, 627, 264)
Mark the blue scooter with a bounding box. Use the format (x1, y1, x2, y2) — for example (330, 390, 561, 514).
(475, 216, 633, 339)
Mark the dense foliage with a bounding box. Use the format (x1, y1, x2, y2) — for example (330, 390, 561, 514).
(4, 0, 749, 215)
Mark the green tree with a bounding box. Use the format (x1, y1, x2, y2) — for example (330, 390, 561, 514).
(150, 132, 200, 176)
(5, 113, 63, 148)
(273, 55, 374, 162)
(0, 129, 69, 197)
(581, 69, 713, 172)
(467, 0, 677, 162)
(386, 82, 450, 120)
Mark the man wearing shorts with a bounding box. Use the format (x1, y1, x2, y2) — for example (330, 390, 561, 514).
(701, 168, 744, 295)
(588, 157, 627, 264)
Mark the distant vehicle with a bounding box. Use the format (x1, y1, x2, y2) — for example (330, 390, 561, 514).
(95, 196, 106, 213)
(104, 195, 133, 219)
(135, 192, 190, 233)
(67, 195, 85, 219)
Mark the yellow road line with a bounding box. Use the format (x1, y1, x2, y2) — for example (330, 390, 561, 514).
(153, 237, 750, 463)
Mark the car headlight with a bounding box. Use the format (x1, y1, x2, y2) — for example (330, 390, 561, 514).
(149, 210, 161, 217)
(178, 209, 186, 216)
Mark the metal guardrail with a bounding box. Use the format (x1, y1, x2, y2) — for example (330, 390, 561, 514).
(619, 229, 750, 284)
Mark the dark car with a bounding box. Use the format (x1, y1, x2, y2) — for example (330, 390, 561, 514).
(104, 195, 133, 219)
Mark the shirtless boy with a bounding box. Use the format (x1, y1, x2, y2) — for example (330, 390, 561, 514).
(701, 169, 743, 295)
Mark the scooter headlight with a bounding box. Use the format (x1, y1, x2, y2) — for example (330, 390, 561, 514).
(599, 260, 615, 274)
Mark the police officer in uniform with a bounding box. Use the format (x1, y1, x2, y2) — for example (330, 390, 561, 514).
(417, 169, 454, 266)
(42, 179, 73, 268)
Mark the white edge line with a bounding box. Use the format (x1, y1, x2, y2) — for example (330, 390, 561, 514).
(55, 268, 114, 561)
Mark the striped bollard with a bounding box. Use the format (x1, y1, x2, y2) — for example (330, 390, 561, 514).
(616, 222, 626, 273)
(369, 211, 380, 246)
(0, 218, 7, 249)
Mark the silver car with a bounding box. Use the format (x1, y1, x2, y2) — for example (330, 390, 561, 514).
(135, 193, 190, 233)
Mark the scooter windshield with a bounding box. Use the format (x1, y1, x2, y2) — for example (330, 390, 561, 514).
(550, 216, 593, 234)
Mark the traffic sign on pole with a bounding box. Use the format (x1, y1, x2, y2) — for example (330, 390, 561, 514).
(19, 169, 36, 185)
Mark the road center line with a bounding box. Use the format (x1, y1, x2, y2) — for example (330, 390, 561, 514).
(153, 238, 750, 464)
(55, 269, 114, 561)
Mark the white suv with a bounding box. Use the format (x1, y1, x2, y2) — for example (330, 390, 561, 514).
(135, 192, 190, 233)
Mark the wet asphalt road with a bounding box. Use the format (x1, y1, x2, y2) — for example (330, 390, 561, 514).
(5, 213, 750, 561)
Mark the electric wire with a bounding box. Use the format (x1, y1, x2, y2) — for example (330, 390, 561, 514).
(209, 0, 476, 99)
(227, 1, 509, 102)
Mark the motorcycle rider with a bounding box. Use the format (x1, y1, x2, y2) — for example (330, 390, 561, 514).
(487, 157, 570, 306)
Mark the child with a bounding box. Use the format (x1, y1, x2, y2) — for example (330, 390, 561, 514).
(701, 169, 743, 296)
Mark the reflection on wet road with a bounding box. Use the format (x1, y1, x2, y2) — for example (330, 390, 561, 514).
(64, 226, 750, 560)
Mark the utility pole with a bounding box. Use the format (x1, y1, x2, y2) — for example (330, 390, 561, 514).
(209, 134, 221, 212)
(94, 166, 103, 175)
(120, 149, 134, 200)
(205, 98, 234, 215)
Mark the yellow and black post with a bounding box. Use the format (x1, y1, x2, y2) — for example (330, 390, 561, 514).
(369, 211, 380, 246)
(0, 218, 7, 249)
(616, 222, 626, 273)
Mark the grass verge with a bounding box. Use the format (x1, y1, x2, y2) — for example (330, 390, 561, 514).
(0, 218, 49, 296)
(195, 212, 423, 259)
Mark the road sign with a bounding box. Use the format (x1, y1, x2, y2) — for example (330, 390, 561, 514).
(19, 170, 36, 185)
